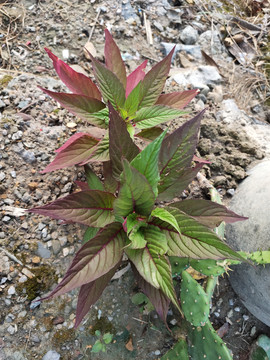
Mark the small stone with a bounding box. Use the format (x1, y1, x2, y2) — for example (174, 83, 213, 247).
(10, 171, 16, 178)
(21, 222, 28, 230)
(62, 49, 69, 60)
(229, 299, 234, 306)
(227, 188, 235, 196)
(12, 131, 23, 141)
(8, 285, 16, 295)
(243, 315, 249, 321)
(51, 240, 61, 255)
(42, 350, 61, 360)
(18, 310, 27, 318)
(7, 324, 17, 335)
(227, 309, 233, 318)
(180, 25, 198, 45)
(234, 307, 240, 312)
(0, 172, 6, 181)
(30, 297, 41, 309)
(59, 236, 67, 247)
(170, 319, 177, 325)
(66, 122, 77, 128)
(31, 256, 41, 264)
(2, 216, 11, 223)
(20, 150, 37, 164)
(18, 275, 28, 283)
(250, 326, 256, 337)
(154, 350, 161, 356)
(17, 100, 30, 109)
(53, 316, 65, 325)
(63, 248, 69, 257)
(28, 182, 38, 190)
(37, 242, 51, 259)
(38, 222, 46, 231)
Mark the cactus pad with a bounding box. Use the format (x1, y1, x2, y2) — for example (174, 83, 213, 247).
(161, 338, 189, 360)
(190, 259, 227, 276)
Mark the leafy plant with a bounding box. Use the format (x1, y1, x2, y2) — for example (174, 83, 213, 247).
(40, 30, 198, 173)
(91, 330, 113, 353)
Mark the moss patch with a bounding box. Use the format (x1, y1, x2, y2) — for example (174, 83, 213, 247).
(89, 316, 115, 336)
(52, 328, 75, 346)
(0, 75, 13, 90)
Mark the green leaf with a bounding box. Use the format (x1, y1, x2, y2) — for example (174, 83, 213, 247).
(90, 133, 110, 162)
(88, 108, 109, 129)
(151, 207, 181, 234)
(92, 340, 103, 353)
(84, 164, 104, 191)
(95, 330, 101, 337)
(126, 213, 147, 249)
(134, 105, 185, 129)
(113, 159, 155, 218)
(145, 225, 168, 255)
(91, 56, 126, 111)
(104, 29, 126, 88)
(158, 111, 204, 196)
(83, 226, 100, 244)
(126, 246, 180, 311)
(135, 127, 163, 141)
(109, 103, 139, 180)
(124, 81, 142, 117)
(103, 332, 113, 344)
(150, 207, 245, 261)
(131, 131, 166, 196)
(137, 48, 174, 109)
(131, 292, 148, 305)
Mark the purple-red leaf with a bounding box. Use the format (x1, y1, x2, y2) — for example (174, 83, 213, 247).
(137, 48, 174, 109)
(39, 223, 126, 300)
(109, 103, 140, 180)
(126, 60, 148, 98)
(75, 261, 120, 328)
(41, 132, 99, 173)
(158, 164, 204, 201)
(171, 199, 248, 228)
(132, 265, 170, 325)
(29, 190, 115, 227)
(45, 48, 101, 99)
(75, 181, 90, 191)
(158, 110, 205, 196)
(156, 89, 199, 109)
(104, 29, 127, 88)
(40, 88, 107, 128)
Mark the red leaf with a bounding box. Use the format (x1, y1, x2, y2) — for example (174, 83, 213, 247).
(104, 29, 127, 88)
(39, 223, 126, 300)
(45, 48, 101, 99)
(75, 262, 120, 328)
(41, 132, 99, 173)
(40, 88, 107, 128)
(126, 60, 148, 98)
(156, 89, 199, 109)
(29, 190, 115, 227)
(75, 181, 90, 191)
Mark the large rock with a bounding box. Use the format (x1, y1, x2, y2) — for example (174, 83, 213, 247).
(226, 160, 270, 326)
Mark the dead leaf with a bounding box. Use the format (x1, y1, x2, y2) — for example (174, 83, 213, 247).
(125, 337, 134, 352)
(84, 41, 97, 59)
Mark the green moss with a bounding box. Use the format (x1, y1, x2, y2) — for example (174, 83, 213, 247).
(89, 316, 115, 336)
(16, 265, 57, 301)
(52, 328, 75, 346)
(0, 75, 13, 90)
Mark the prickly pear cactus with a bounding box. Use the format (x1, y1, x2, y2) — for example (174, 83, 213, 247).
(189, 259, 227, 276)
(180, 270, 209, 326)
(170, 256, 189, 277)
(188, 320, 233, 360)
(161, 338, 189, 360)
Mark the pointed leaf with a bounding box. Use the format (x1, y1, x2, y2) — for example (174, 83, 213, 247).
(104, 29, 126, 87)
(151, 207, 181, 234)
(126, 245, 180, 311)
(158, 164, 204, 201)
(87, 108, 109, 129)
(45, 48, 101, 99)
(40, 223, 125, 299)
(84, 164, 104, 191)
(90, 55, 126, 111)
(40, 88, 107, 128)
(131, 131, 166, 196)
(134, 105, 185, 129)
(126, 213, 147, 249)
(126, 60, 147, 98)
(156, 89, 198, 109)
(109, 104, 140, 180)
(132, 265, 170, 324)
(171, 199, 247, 228)
(29, 190, 115, 227)
(135, 127, 163, 141)
(150, 206, 245, 261)
(137, 48, 174, 109)
(113, 159, 155, 218)
(75, 261, 120, 327)
(90, 133, 110, 162)
(41, 133, 99, 173)
(127, 229, 147, 249)
(103, 161, 118, 194)
(158, 110, 205, 195)
(123, 81, 142, 117)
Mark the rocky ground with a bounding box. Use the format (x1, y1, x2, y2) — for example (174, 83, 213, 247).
(0, 0, 270, 359)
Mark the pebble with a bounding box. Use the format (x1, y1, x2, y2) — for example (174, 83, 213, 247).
(59, 236, 67, 247)
(3, 216, 11, 223)
(38, 222, 46, 231)
(63, 248, 69, 257)
(42, 350, 61, 360)
(20, 150, 37, 164)
(227, 188, 235, 196)
(243, 315, 249, 321)
(234, 307, 240, 312)
(7, 324, 17, 335)
(30, 297, 41, 310)
(18, 310, 27, 318)
(10, 171, 16, 178)
(18, 275, 28, 283)
(229, 299, 234, 306)
(180, 25, 199, 45)
(0, 172, 6, 181)
(12, 131, 23, 141)
(62, 49, 70, 60)
(250, 326, 256, 337)
(52, 240, 61, 255)
(8, 286, 16, 295)
(154, 350, 161, 356)
(37, 242, 51, 259)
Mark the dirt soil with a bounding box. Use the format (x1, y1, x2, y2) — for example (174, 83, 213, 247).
(0, 0, 270, 359)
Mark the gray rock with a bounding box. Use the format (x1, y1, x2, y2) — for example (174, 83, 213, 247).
(198, 30, 225, 55)
(20, 150, 37, 164)
(121, 1, 140, 24)
(226, 160, 270, 326)
(51, 240, 61, 255)
(12, 131, 23, 141)
(0, 171, 6, 181)
(161, 42, 202, 61)
(216, 99, 249, 125)
(12, 351, 27, 360)
(42, 350, 61, 360)
(180, 25, 199, 45)
(172, 65, 222, 90)
(3, 216, 11, 223)
(37, 242, 51, 259)
(0, 99, 6, 108)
